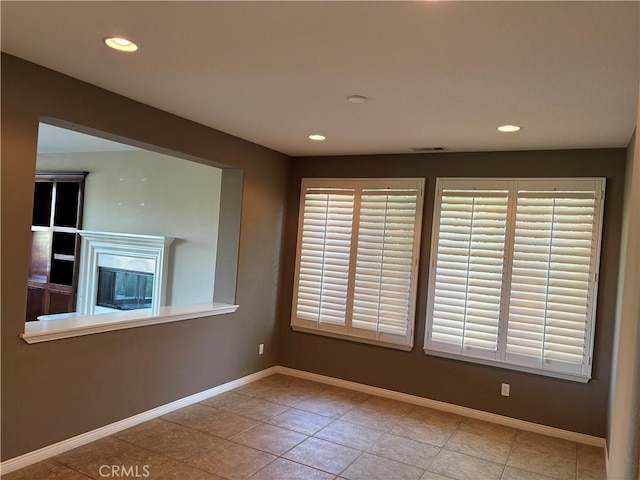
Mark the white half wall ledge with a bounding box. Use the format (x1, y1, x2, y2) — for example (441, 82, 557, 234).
(0, 366, 605, 475)
(21, 302, 239, 344)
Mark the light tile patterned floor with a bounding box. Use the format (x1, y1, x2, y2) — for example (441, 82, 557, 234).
(2, 374, 606, 480)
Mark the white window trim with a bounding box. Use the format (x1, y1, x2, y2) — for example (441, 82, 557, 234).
(291, 178, 425, 350)
(424, 177, 606, 382)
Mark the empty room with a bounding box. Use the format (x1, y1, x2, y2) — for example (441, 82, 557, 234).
(1, 2, 639, 480)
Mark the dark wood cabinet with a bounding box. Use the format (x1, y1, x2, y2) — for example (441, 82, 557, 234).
(27, 173, 86, 321)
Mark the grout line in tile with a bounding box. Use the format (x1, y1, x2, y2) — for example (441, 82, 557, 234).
(59, 438, 182, 480)
(110, 432, 215, 468)
(56, 460, 94, 480)
(499, 427, 520, 480)
(423, 445, 443, 475)
(335, 449, 365, 479)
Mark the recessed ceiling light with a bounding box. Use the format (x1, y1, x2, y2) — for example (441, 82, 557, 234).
(347, 95, 368, 104)
(498, 124, 521, 133)
(308, 134, 326, 141)
(104, 36, 138, 52)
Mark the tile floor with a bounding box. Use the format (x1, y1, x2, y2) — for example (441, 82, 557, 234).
(2, 374, 606, 480)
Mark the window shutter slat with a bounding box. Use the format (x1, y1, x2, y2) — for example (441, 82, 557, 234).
(429, 189, 508, 354)
(352, 188, 421, 338)
(295, 189, 355, 325)
(506, 191, 598, 367)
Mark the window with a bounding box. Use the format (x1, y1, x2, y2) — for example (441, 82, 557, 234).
(291, 178, 425, 350)
(424, 178, 605, 381)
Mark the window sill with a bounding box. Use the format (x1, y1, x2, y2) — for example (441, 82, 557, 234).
(292, 325, 413, 351)
(424, 348, 590, 383)
(21, 302, 239, 344)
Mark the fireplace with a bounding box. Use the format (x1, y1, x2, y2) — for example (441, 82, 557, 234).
(77, 231, 174, 315)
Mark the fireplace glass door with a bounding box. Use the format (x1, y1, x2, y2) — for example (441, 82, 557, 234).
(97, 267, 154, 311)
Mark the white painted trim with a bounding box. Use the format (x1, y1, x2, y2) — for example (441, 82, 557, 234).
(292, 325, 412, 351)
(604, 442, 611, 479)
(0, 366, 279, 475)
(21, 302, 239, 344)
(274, 366, 606, 448)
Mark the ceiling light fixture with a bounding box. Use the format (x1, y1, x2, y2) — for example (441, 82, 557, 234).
(347, 95, 368, 104)
(498, 124, 521, 133)
(308, 134, 326, 141)
(104, 36, 138, 52)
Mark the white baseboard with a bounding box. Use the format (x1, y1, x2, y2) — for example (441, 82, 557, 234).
(275, 366, 606, 448)
(1, 364, 606, 475)
(0, 366, 279, 475)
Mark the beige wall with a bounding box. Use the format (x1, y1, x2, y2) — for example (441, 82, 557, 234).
(280, 149, 626, 437)
(37, 149, 222, 306)
(606, 92, 640, 477)
(0, 54, 289, 460)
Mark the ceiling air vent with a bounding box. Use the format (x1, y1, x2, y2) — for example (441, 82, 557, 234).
(411, 146, 447, 152)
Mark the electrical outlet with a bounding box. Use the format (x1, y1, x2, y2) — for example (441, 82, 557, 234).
(501, 383, 510, 397)
(259, 343, 264, 355)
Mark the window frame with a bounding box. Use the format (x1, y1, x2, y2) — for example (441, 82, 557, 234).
(424, 177, 606, 382)
(291, 178, 425, 351)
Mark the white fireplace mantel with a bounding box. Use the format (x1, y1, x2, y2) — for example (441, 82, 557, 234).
(76, 231, 175, 315)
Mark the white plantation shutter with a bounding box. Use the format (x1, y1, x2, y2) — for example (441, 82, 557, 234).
(295, 187, 355, 326)
(425, 178, 605, 381)
(428, 186, 509, 359)
(292, 179, 424, 350)
(506, 183, 603, 374)
(352, 188, 420, 337)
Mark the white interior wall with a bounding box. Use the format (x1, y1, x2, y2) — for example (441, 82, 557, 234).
(37, 150, 222, 307)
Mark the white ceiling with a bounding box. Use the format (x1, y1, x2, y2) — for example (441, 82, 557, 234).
(37, 123, 140, 154)
(2, 1, 639, 156)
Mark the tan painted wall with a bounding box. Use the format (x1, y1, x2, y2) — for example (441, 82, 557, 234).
(0, 54, 289, 460)
(280, 149, 626, 437)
